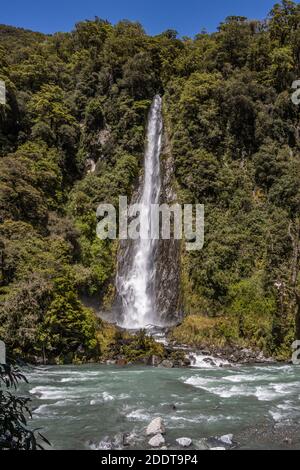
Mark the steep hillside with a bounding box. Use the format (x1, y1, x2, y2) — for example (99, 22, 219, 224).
(0, 1, 300, 361)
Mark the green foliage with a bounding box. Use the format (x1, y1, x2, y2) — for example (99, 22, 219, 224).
(162, 1, 300, 358)
(228, 273, 277, 351)
(1, 1, 300, 360)
(119, 330, 165, 362)
(169, 315, 238, 348)
(0, 363, 50, 449)
(84, 98, 105, 132)
(38, 275, 99, 361)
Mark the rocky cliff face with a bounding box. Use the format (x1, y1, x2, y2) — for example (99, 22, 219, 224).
(154, 128, 182, 326)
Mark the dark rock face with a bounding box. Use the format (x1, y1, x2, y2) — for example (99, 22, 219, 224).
(154, 129, 182, 327)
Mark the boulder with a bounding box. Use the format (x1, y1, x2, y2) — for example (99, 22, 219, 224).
(219, 434, 233, 446)
(148, 355, 162, 367)
(159, 360, 174, 369)
(183, 357, 192, 367)
(146, 417, 166, 436)
(116, 358, 127, 366)
(203, 357, 217, 366)
(149, 434, 165, 448)
(176, 438, 192, 448)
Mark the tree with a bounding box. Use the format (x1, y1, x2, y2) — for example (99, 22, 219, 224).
(216, 16, 252, 69)
(28, 84, 76, 134)
(269, 0, 299, 45)
(0, 362, 50, 450)
(1, 5, 300, 362)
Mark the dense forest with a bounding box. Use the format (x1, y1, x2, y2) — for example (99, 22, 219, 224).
(0, 0, 300, 363)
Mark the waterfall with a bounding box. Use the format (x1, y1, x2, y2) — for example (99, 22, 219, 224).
(116, 95, 163, 329)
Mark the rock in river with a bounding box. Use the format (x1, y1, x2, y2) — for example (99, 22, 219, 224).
(219, 434, 234, 446)
(159, 360, 174, 369)
(149, 434, 165, 448)
(146, 417, 166, 436)
(176, 438, 192, 448)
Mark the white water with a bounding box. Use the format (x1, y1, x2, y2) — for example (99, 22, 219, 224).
(190, 353, 230, 369)
(24, 363, 300, 450)
(117, 96, 163, 329)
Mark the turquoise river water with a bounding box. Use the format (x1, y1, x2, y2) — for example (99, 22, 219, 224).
(21, 362, 300, 450)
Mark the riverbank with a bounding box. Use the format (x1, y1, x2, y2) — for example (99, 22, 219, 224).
(24, 323, 279, 368)
(100, 345, 277, 369)
(95, 321, 280, 368)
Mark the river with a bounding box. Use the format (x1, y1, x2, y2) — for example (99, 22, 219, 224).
(21, 361, 300, 450)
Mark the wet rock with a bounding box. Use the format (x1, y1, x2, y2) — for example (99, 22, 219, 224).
(195, 439, 210, 450)
(183, 357, 192, 367)
(241, 348, 253, 358)
(203, 357, 217, 366)
(159, 360, 174, 369)
(146, 417, 166, 436)
(176, 438, 192, 448)
(148, 355, 162, 367)
(174, 357, 192, 368)
(91, 437, 113, 450)
(189, 354, 197, 365)
(122, 432, 136, 447)
(148, 434, 165, 448)
(175, 344, 276, 365)
(219, 363, 232, 369)
(111, 433, 125, 450)
(219, 434, 234, 446)
(116, 358, 128, 366)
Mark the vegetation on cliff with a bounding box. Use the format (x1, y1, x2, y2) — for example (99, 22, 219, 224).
(0, 1, 300, 361)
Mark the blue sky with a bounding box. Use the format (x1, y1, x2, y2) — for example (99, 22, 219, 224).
(1, 1, 286, 37)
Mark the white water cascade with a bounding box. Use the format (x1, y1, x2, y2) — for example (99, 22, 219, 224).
(116, 95, 163, 329)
